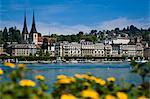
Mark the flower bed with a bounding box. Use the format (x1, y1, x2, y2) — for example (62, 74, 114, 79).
(0, 63, 149, 99)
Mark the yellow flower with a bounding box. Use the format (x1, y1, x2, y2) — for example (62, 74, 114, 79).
(116, 92, 128, 99)
(82, 74, 90, 79)
(4, 62, 15, 68)
(57, 75, 68, 79)
(19, 79, 36, 87)
(88, 76, 97, 81)
(18, 64, 26, 68)
(70, 77, 76, 82)
(74, 74, 83, 79)
(35, 75, 45, 81)
(107, 77, 116, 82)
(105, 94, 116, 99)
(74, 74, 90, 79)
(138, 96, 148, 99)
(0, 68, 4, 75)
(81, 89, 99, 99)
(57, 78, 72, 84)
(57, 75, 75, 84)
(95, 78, 106, 86)
(61, 94, 77, 99)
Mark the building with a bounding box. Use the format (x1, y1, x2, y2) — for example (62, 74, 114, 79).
(64, 42, 81, 57)
(121, 43, 143, 57)
(93, 43, 105, 57)
(0, 44, 4, 53)
(29, 12, 38, 44)
(104, 44, 112, 57)
(7, 44, 39, 56)
(112, 38, 130, 44)
(81, 43, 94, 57)
(55, 42, 64, 57)
(22, 13, 29, 43)
(22, 12, 38, 45)
(55, 41, 105, 57)
(144, 47, 150, 60)
(111, 44, 121, 57)
(55, 41, 144, 58)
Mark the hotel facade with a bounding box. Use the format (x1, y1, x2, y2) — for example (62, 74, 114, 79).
(55, 39, 144, 58)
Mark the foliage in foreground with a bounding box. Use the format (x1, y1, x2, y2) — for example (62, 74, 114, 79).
(130, 60, 150, 83)
(0, 62, 149, 99)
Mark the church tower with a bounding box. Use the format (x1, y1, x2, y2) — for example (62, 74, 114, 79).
(30, 11, 38, 44)
(22, 12, 29, 43)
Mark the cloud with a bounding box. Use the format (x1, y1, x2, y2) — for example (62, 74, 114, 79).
(37, 17, 149, 35)
(37, 22, 92, 35)
(97, 17, 149, 30)
(0, 17, 149, 35)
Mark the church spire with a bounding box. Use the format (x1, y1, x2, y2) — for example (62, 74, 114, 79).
(30, 11, 37, 33)
(22, 12, 28, 34)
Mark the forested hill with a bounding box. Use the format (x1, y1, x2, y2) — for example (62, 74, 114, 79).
(0, 25, 150, 44)
(50, 25, 150, 44)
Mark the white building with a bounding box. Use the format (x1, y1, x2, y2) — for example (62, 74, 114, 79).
(55, 41, 105, 57)
(7, 44, 39, 56)
(112, 38, 130, 44)
(93, 43, 105, 57)
(55, 41, 144, 58)
(121, 43, 143, 57)
(104, 44, 112, 57)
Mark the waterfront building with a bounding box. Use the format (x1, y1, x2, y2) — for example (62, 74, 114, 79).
(55, 41, 80, 57)
(111, 44, 121, 57)
(49, 45, 55, 57)
(0, 44, 4, 53)
(6, 44, 39, 56)
(55, 42, 64, 57)
(93, 43, 105, 57)
(64, 42, 81, 57)
(81, 43, 94, 57)
(104, 44, 112, 57)
(144, 47, 150, 60)
(55, 41, 144, 58)
(121, 43, 143, 57)
(55, 41, 105, 57)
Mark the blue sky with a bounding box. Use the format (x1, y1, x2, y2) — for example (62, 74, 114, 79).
(0, 0, 149, 35)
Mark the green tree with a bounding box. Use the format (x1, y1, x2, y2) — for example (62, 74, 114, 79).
(130, 60, 150, 83)
(3, 27, 8, 42)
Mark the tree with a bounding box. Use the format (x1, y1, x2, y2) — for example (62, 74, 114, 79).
(0, 31, 4, 44)
(130, 60, 150, 83)
(42, 38, 48, 49)
(90, 30, 97, 35)
(3, 27, 8, 42)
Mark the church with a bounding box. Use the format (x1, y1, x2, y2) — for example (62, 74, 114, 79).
(22, 12, 38, 45)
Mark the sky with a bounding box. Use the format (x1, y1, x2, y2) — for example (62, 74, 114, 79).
(0, 0, 149, 35)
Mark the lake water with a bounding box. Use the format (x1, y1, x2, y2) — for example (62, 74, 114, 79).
(0, 63, 146, 91)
